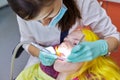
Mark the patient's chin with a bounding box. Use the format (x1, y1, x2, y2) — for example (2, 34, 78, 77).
(54, 59, 83, 73)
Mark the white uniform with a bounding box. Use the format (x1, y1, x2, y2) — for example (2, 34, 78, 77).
(17, 0, 120, 68)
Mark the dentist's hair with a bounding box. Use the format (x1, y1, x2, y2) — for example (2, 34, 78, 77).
(7, 0, 55, 20)
(7, 0, 81, 31)
(67, 28, 120, 80)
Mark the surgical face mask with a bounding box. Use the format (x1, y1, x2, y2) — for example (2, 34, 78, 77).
(48, 4, 67, 28)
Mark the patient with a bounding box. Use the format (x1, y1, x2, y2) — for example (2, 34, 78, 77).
(16, 28, 120, 80)
(54, 28, 120, 80)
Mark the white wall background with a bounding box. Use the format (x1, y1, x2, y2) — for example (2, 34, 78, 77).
(0, 0, 8, 8)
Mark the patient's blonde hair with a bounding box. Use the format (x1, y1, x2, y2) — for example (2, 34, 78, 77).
(67, 28, 120, 80)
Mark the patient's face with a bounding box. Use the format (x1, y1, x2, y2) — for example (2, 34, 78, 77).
(64, 30, 84, 45)
(57, 30, 84, 59)
(54, 30, 84, 73)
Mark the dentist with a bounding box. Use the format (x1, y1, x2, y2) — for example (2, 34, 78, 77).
(8, 0, 119, 73)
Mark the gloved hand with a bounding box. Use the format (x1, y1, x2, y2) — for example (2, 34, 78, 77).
(39, 48, 58, 66)
(67, 40, 108, 63)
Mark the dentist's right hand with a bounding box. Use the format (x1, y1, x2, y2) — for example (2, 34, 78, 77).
(39, 49, 58, 66)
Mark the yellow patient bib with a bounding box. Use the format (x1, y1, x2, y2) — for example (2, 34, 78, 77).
(16, 63, 55, 80)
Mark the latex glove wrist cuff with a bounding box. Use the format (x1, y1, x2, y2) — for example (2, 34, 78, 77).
(97, 40, 108, 56)
(98, 40, 109, 56)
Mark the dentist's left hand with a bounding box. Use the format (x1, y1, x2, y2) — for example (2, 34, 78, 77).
(67, 40, 108, 63)
(39, 49, 58, 66)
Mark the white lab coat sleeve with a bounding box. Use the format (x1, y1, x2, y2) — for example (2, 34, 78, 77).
(79, 0, 120, 41)
(17, 16, 35, 53)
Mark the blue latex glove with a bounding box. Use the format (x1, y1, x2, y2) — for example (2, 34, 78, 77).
(67, 40, 108, 63)
(39, 49, 57, 66)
